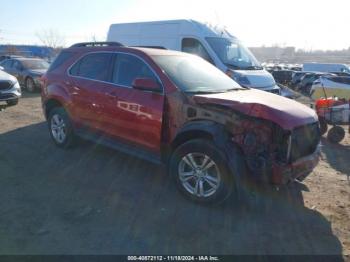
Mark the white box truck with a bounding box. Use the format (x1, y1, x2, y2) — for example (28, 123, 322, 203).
(107, 19, 280, 94)
(303, 63, 350, 73)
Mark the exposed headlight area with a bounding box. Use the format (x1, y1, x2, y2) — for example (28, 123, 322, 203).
(232, 72, 251, 87)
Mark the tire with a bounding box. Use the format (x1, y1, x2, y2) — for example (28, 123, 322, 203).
(327, 126, 345, 143)
(25, 77, 36, 93)
(319, 117, 328, 136)
(169, 139, 235, 204)
(48, 107, 75, 148)
(6, 99, 18, 107)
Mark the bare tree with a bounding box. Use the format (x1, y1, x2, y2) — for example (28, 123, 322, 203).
(36, 28, 66, 49)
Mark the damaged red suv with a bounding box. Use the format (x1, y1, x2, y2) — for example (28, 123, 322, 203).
(41, 42, 320, 203)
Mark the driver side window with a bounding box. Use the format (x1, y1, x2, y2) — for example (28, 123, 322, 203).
(182, 38, 214, 64)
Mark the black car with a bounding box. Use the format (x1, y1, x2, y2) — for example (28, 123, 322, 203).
(271, 70, 294, 85)
(0, 58, 49, 92)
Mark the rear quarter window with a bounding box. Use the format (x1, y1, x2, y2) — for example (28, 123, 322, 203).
(48, 51, 75, 72)
(69, 53, 114, 81)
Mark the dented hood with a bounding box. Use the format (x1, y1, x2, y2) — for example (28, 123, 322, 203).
(193, 89, 318, 130)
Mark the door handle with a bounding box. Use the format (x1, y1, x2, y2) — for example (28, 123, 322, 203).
(105, 92, 118, 99)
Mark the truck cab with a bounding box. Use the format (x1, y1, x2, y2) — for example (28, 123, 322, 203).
(107, 19, 280, 95)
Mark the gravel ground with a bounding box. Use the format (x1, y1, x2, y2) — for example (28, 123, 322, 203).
(0, 92, 349, 256)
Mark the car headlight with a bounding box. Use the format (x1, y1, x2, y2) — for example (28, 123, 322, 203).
(232, 72, 251, 86)
(13, 81, 21, 91)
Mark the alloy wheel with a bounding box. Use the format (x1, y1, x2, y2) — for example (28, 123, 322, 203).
(178, 153, 221, 198)
(51, 114, 67, 144)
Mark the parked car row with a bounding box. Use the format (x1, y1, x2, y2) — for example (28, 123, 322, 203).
(311, 75, 350, 100)
(0, 57, 49, 92)
(271, 67, 350, 99)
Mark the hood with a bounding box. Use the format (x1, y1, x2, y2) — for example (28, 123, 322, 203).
(0, 70, 16, 83)
(234, 70, 276, 88)
(28, 69, 47, 76)
(193, 89, 318, 130)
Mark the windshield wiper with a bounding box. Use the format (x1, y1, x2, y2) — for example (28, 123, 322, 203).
(244, 66, 263, 70)
(224, 63, 242, 70)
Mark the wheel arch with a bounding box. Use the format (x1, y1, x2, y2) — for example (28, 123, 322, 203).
(166, 120, 247, 180)
(44, 98, 64, 119)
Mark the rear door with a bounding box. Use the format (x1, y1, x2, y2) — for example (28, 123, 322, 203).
(11, 60, 24, 84)
(68, 52, 114, 131)
(101, 52, 164, 153)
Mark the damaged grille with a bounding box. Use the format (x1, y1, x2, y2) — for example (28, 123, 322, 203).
(0, 81, 13, 91)
(274, 127, 290, 163)
(290, 122, 320, 162)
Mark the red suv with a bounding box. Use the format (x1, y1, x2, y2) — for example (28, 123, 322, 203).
(41, 42, 320, 203)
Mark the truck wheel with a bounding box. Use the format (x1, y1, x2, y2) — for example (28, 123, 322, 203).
(319, 117, 328, 136)
(48, 107, 75, 148)
(25, 77, 36, 93)
(170, 139, 234, 204)
(327, 126, 345, 143)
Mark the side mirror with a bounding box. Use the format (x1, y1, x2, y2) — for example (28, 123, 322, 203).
(132, 78, 161, 92)
(0, 66, 4, 71)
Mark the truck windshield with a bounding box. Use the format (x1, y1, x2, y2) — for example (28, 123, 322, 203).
(152, 55, 242, 93)
(206, 37, 262, 70)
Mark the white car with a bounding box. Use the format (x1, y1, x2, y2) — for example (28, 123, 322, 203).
(0, 67, 21, 109)
(311, 76, 350, 100)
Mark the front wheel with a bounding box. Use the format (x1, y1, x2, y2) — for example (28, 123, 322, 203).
(48, 107, 75, 148)
(319, 117, 328, 136)
(25, 77, 36, 93)
(170, 139, 234, 204)
(327, 126, 345, 143)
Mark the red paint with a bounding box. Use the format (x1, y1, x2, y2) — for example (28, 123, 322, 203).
(41, 45, 320, 185)
(193, 89, 318, 130)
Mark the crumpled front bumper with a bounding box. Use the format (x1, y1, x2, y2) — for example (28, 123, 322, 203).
(271, 145, 321, 185)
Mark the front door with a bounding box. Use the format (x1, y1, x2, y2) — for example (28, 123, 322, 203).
(101, 53, 164, 153)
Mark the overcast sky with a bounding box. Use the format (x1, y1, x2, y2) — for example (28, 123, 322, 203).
(0, 0, 349, 50)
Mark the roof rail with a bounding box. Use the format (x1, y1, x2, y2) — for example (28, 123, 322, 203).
(132, 46, 167, 50)
(70, 42, 124, 48)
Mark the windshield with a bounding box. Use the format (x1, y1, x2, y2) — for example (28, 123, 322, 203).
(206, 37, 261, 70)
(152, 54, 242, 93)
(22, 60, 49, 70)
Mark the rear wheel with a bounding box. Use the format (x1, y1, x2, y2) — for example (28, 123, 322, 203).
(170, 139, 235, 204)
(319, 117, 328, 136)
(25, 77, 36, 93)
(327, 126, 345, 143)
(48, 107, 75, 148)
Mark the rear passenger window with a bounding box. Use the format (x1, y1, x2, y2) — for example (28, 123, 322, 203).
(112, 54, 157, 87)
(48, 51, 74, 72)
(70, 53, 113, 81)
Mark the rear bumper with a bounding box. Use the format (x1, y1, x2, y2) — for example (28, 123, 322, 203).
(271, 145, 321, 185)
